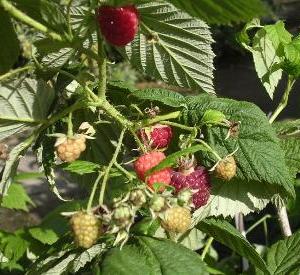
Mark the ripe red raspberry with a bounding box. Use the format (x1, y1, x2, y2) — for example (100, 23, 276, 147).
(56, 135, 86, 162)
(162, 207, 191, 233)
(70, 212, 101, 248)
(171, 166, 211, 209)
(138, 124, 173, 149)
(97, 5, 139, 46)
(134, 151, 171, 190)
(214, 156, 237, 181)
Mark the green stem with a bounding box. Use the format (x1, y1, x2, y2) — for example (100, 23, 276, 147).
(0, 117, 45, 124)
(201, 237, 214, 260)
(196, 139, 222, 161)
(90, 99, 133, 127)
(0, 65, 34, 82)
(97, 35, 107, 98)
(0, 0, 65, 42)
(269, 76, 296, 123)
(87, 172, 103, 212)
(99, 129, 126, 205)
(160, 120, 195, 132)
(245, 214, 271, 235)
(114, 162, 135, 181)
(66, 0, 74, 37)
(67, 112, 73, 137)
(136, 111, 181, 129)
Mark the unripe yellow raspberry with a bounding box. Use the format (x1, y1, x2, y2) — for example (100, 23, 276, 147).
(56, 135, 86, 162)
(162, 207, 191, 234)
(215, 156, 237, 181)
(70, 212, 101, 249)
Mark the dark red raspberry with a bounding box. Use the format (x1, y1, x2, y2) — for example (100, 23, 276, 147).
(97, 5, 139, 46)
(171, 166, 211, 209)
(138, 124, 173, 149)
(134, 151, 171, 190)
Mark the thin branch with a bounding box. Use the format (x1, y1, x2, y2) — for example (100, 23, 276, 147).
(269, 76, 296, 123)
(0, 65, 34, 83)
(87, 172, 103, 212)
(99, 129, 126, 205)
(201, 237, 214, 260)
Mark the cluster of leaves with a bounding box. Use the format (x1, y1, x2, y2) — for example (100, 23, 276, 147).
(0, 0, 300, 274)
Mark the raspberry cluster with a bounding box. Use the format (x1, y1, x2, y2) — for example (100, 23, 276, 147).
(56, 135, 86, 162)
(70, 212, 101, 249)
(171, 166, 211, 209)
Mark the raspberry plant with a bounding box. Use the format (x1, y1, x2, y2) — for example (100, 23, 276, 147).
(0, 0, 300, 274)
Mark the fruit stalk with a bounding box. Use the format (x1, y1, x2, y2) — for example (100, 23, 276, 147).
(87, 172, 103, 212)
(99, 129, 126, 205)
(268, 78, 295, 238)
(201, 237, 214, 260)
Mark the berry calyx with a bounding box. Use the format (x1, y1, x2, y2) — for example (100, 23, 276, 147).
(97, 5, 139, 46)
(162, 206, 191, 234)
(55, 135, 86, 162)
(138, 124, 173, 149)
(171, 166, 211, 209)
(70, 212, 101, 249)
(214, 156, 237, 181)
(134, 151, 171, 190)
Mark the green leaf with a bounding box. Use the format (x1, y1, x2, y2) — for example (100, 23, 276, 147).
(192, 179, 273, 219)
(132, 88, 186, 108)
(146, 144, 208, 175)
(0, 78, 55, 141)
(1, 183, 34, 211)
(262, 230, 300, 274)
(101, 236, 208, 274)
(279, 137, 300, 177)
(29, 200, 85, 245)
(59, 160, 100, 175)
(1, 231, 29, 262)
(264, 21, 292, 54)
(168, 0, 269, 25)
(251, 28, 282, 99)
(37, 133, 69, 202)
(283, 36, 300, 78)
(39, 0, 68, 34)
(70, 243, 106, 273)
(197, 218, 269, 274)
(123, 2, 215, 94)
(0, 8, 20, 74)
(274, 120, 300, 177)
(184, 95, 295, 198)
(178, 228, 205, 251)
(0, 134, 37, 195)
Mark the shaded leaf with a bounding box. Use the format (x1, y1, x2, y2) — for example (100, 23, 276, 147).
(197, 218, 269, 274)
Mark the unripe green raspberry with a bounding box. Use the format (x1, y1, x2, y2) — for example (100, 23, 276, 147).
(150, 195, 166, 213)
(177, 188, 193, 207)
(129, 189, 147, 207)
(113, 205, 133, 227)
(70, 212, 101, 248)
